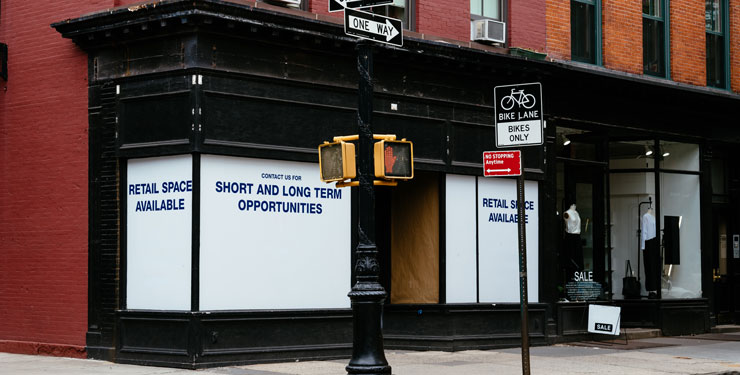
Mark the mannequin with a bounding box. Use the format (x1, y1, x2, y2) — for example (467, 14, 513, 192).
(641, 207, 659, 298)
(563, 204, 584, 278)
(564, 204, 581, 234)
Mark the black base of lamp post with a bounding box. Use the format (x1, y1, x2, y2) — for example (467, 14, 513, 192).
(346, 286, 390, 374)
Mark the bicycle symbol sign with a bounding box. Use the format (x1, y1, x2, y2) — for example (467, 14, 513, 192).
(494, 82, 543, 148)
(500, 89, 536, 111)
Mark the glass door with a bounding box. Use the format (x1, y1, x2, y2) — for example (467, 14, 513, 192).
(556, 128, 609, 301)
(559, 164, 607, 297)
(713, 207, 737, 323)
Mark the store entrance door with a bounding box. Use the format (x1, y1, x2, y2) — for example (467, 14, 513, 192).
(713, 207, 738, 324)
(563, 163, 607, 284)
(556, 128, 609, 301)
(556, 159, 608, 300)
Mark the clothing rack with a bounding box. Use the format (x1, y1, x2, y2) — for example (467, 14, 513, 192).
(637, 196, 652, 282)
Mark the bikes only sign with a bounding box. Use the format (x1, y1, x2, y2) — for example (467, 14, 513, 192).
(494, 82, 543, 148)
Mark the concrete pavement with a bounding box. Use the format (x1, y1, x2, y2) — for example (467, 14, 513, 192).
(2, 334, 740, 375)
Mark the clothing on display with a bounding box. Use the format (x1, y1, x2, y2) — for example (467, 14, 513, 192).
(564, 205, 581, 234)
(563, 204, 584, 278)
(663, 215, 681, 265)
(641, 209, 656, 250)
(641, 209, 659, 294)
(643, 237, 661, 292)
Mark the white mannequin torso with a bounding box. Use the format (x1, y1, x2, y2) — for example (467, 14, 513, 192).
(564, 204, 581, 234)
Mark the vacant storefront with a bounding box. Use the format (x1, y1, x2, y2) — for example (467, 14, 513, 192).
(53, 0, 739, 368)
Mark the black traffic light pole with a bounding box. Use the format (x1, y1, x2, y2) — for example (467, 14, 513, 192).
(346, 41, 391, 375)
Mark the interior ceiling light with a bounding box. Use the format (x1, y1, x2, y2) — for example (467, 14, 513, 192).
(663, 152, 670, 157)
(644, 144, 654, 156)
(563, 137, 571, 146)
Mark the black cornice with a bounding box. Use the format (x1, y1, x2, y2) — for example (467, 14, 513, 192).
(51, 0, 354, 50)
(50, 0, 524, 69)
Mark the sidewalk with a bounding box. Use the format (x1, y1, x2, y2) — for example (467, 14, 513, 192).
(2, 334, 740, 375)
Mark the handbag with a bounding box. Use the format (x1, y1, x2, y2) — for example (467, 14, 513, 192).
(622, 260, 641, 299)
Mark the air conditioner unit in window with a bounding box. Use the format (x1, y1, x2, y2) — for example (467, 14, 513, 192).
(471, 19, 506, 44)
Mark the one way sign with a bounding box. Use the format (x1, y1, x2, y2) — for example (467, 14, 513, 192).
(344, 8, 403, 47)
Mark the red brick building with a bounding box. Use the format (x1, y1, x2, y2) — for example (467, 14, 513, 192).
(1, 0, 739, 368)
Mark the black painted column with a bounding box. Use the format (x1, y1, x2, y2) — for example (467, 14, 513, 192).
(346, 41, 391, 375)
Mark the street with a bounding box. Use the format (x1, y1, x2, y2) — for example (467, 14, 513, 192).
(2, 333, 739, 375)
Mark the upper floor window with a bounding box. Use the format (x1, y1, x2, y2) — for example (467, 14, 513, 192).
(643, 0, 668, 77)
(374, 0, 414, 30)
(263, 0, 304, 10)
(471, 0, 502, 21)
(1, 43, 6, 81)
(571, 0, 601, 64)
(706, 0, 728, 88)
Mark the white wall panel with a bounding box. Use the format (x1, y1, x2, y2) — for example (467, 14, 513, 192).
(445, 174, 478, 303)
(199, 156, 351, 310)
(477, 177, 539, 303)
(127, 155, 192, 310)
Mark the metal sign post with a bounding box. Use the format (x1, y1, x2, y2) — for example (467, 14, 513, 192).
(491, 82, 544, 375)
(481, 150, 528, 374)
(516, 173, 530, 375)
(345, 41, 391, 375)
(329, 0, 402, 369)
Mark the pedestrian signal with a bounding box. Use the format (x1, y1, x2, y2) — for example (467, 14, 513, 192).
(319, 141, 357, 182)
(374, 140, 413, 180)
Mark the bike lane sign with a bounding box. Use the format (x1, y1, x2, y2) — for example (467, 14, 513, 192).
(494, 82, 543, 148)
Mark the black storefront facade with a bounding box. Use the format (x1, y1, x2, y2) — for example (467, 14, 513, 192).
(53, 0, 740, 369)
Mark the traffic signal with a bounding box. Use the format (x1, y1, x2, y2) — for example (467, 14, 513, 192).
(374, 139, 413, 180)
(318, 141, 356, 182)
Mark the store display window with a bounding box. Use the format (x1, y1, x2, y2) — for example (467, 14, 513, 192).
(609, 140, 701, 299)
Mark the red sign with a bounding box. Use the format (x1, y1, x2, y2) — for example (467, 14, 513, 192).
(483, 151, 521, 177)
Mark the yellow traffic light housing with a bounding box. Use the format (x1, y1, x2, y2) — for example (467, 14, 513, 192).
(318, 141, 357, 182)
(374, 139, 414, 180)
